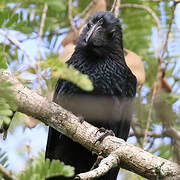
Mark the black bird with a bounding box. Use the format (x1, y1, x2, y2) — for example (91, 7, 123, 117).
(45, 11, 137, 180)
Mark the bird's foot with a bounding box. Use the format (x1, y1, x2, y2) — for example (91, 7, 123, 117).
(95, 127, 115, 143)
(78, 116, 84, 123)
(74, 176, 80, 180)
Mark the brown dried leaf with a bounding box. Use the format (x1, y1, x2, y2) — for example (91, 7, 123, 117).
(62, 31, 77, 47)
(59, 43, 75, 62)
(161, 77, 172, 93)
(124, 49, 145, 87)
(92, 0, 106, 13)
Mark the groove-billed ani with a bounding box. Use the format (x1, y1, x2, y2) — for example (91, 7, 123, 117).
(46, 11, 137, 180)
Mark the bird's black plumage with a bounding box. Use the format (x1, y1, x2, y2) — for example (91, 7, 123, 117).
(46, 11, 137, 180)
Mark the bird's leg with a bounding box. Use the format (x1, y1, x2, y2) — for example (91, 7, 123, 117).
(95, 127, 115, 143)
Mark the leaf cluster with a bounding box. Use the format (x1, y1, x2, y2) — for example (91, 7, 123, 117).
(41, 55, 93, 91)
(0, 148, 8, 168)
(0, 82, 17, 128)
(17, 151, 74, 180)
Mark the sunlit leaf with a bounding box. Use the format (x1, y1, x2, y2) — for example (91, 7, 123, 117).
(41, 56, 94, 91)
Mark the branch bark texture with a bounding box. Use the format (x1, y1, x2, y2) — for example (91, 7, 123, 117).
(0, 69, 180, 180)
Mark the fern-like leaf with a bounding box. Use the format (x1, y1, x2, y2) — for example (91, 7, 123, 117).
(0, 148, 9, 168)
(17, 151, 74, 180)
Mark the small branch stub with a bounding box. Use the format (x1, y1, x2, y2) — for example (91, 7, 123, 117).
(76, 153, 119, 179)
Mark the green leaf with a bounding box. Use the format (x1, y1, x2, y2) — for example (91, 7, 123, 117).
(0, 148, 9, 168)
(41, 56, 94, 91)
(0, 12, 4, 27)
(166, 94, 180, 104)
(0, 116, 11, 125)
(17, 151, 74, 180)
(0, 82, 17, 111)
(6, 13, 19, 28)
(0, 55, 7, 69)
(0, 109, 13, 117)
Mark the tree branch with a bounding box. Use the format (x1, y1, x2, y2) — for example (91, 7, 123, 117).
(0, 69, 180, 179)
(129, 128, 180, 140)
(0, 164, 17, 180)
(68, 0, 78, 35)
(36, 3, 48, 91)
(161, 1, 177, 63)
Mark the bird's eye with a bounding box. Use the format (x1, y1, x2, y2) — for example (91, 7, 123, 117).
(87, 23, 93, 29)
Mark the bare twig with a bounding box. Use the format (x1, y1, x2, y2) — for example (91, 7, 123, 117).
(142, 81, 158, 149)
(110, 0, 117, 12)
(0, 164, 17, 180)
(77, 1, 94, 19)
(36, 3, 48, 89)
(130, 128, 180, 140)
(68, 0, 78, 34)
(0, 29, 35, 64)
(164, 127, 180, 140)
(76, 153, 119, 179)
(161, 2, 177, 62)
(37, 3, 48, 60)
(114, 0, 120, 18)
(19, 31, 68, 43)
(79, 10, 93, 29)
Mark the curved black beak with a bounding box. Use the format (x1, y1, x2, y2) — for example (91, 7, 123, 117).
(85, 18, 103, 43)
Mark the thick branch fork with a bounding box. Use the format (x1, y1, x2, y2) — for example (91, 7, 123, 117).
(0, 69, 180, 180)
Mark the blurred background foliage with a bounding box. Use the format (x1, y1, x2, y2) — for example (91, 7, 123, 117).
(0, 0, 180, 179)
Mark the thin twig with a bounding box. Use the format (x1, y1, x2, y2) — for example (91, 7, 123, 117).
(19, 31, 69, 43)
(68, 0, 78, 34)
(76, 153, 119, 179)
(78, 1, 94, 19)
(114, 0, 120, 18)
(110, 0, 117, 12)
(129, 127, 180, 140)
(37, 3, 48, 89)
(0, 29, 35, 64)
(79, 9, 94, 29)
(129, 131, 162, 138)
(161, 2, 177, 62)
(0, 164, 17, 180)
(142, 81, 157, 149)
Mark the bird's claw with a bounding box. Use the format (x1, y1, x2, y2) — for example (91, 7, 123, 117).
(74, 176, 80, 180)
(78, 116, 84, 123)
(94, 128, 115, 144)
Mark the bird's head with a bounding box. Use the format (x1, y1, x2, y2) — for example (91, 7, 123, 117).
(77, 11, 124, 57)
